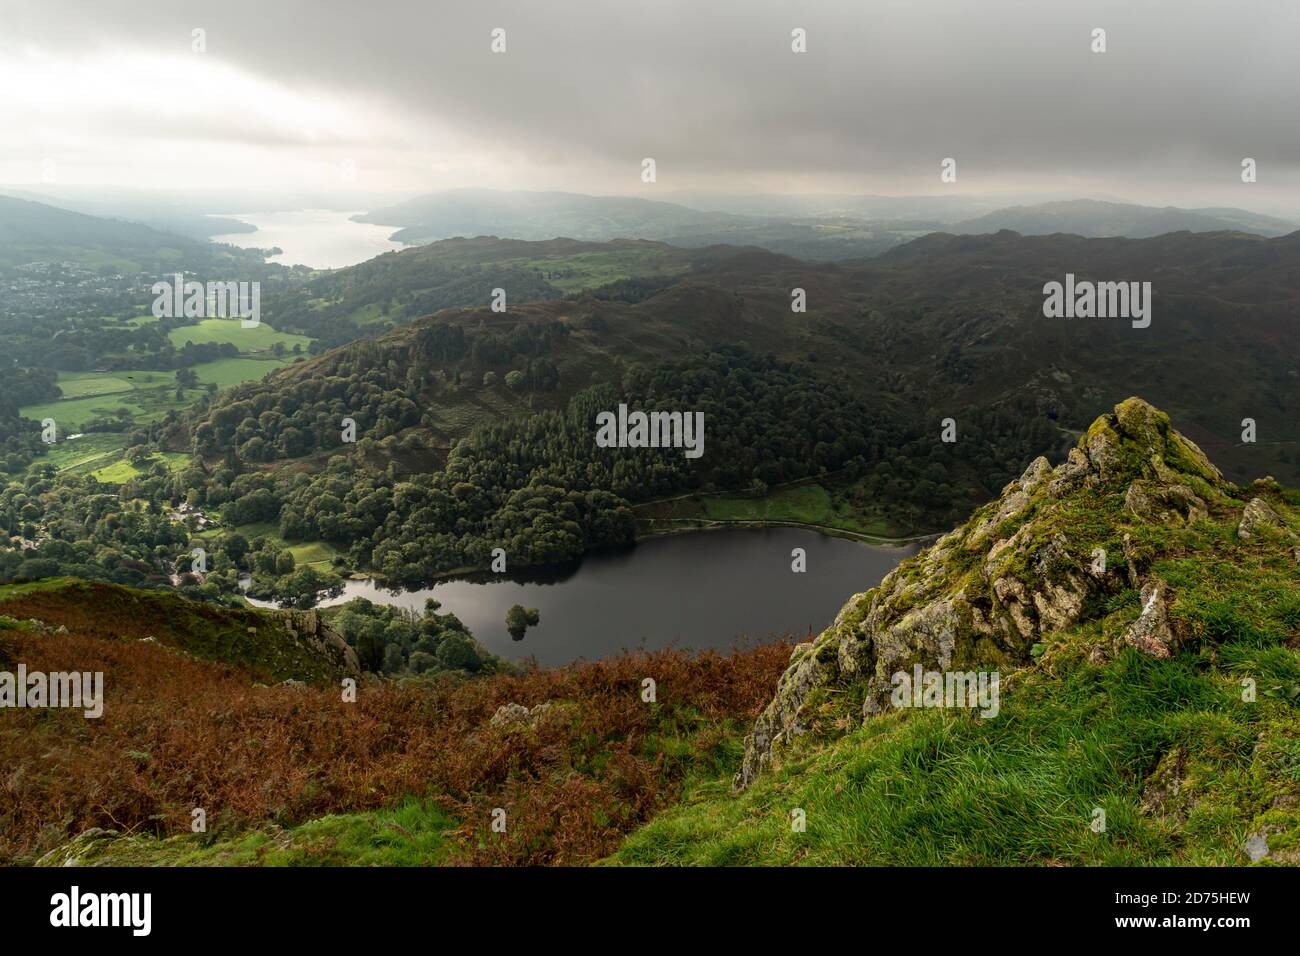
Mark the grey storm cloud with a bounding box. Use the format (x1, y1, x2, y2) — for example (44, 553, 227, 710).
(5, 0, 1300, 195)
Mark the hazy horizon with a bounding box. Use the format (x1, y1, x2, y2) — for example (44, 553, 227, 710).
(4, 0, 1300, 216)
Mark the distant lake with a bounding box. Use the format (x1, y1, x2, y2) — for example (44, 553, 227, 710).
(209, 209, 404, 269)
(255, 528, 917, 666)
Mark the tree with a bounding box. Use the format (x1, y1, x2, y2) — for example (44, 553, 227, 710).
(436, 634, 480, 671)
(408, 650, 437, 673)
(220, 532, 250, 565)
(126, 445, 154, 467)
(276, 566, 344, 609)
(505, 603, 540, 641)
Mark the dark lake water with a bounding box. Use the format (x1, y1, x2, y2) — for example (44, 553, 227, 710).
(290, 528, 917, 666)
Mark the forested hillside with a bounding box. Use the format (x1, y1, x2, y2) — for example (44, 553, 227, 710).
(6, 228, 1298, 605)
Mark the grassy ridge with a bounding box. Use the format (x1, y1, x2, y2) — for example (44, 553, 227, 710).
(610, 644, 1298, 865)
(610, 478, 1300, 865)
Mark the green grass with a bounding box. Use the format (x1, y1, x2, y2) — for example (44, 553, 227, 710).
(33, 432, 129, 473)
(88, 459, 141, 483)
(193, 356, 293, 387)
(168, 317, 310, 353)
(89, 451, 190, 484)
(608, 645, 1295, 866)
(287, 541, 340, 568)
(53, 371, 136, 399)
(21, 391, 173, 432)
(608, 506, 1300, 867)
(230, 521, 282, 540)
(0, 576, 80, 601)
(229, 522, 339, 568)
(38, 799, 458, 867)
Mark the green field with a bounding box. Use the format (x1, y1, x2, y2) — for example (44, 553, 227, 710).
(168, 317, 310, 353)
(21, 356, 296, 476)
(193, 356, 293, 387)
(20, 370, 188, 432)
(227, 522, 340, 568)
(90, 451, 190, 484)
(32, 432, 129, 473)
(52, 371, 136, 399)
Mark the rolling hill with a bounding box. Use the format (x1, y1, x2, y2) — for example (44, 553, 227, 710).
(953, 199, 1297, 239)
(191, 228, 1300, 487)
(0, 194, 265, 274)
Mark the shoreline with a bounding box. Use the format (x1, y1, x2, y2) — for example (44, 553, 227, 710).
(248, 519, 935, 606)
(634, 516, 941, 547)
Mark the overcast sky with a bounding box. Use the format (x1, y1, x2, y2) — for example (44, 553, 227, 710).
(3, 0, 1299, 214)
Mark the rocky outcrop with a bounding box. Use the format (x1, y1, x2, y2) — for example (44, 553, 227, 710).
(1123, 579, 1175, 659)
(277, 609, 362, 677)
(1239, 496, 1289, 541)
(734, 397, 1235, 791)
(36, 828, 119, 867)
(488, 701, 559, 731)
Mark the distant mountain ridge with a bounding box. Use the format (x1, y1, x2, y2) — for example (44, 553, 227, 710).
(953, 198, 1296, 239)
(354, 188, 749, 244)
(355, 189, 1297, 262)
(0, 194, 267, 273)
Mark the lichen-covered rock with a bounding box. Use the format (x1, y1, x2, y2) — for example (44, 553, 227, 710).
(490, 702, 533, 727)
(278, 609, 362, 677)
(1123, 580, 1175, 659)
(1238, 497, 1288, 540)
(734, 397, 1234, 791)
(1141, 747, 1194, 824)
(35, 828, 119, 867)
(489, 701, 558, 730)
(1125, 480, 1207, 523)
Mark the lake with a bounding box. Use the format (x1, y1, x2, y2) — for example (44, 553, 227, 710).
(209, 209, 405, 269)
(261, 528, 918, 666)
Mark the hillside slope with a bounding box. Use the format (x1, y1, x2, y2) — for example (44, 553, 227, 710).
(0, 583, 789, 865)
(8, 398, 1299, 867)
(183, 230, 1300, 488)
(0, 577, 359, 683)
(613, 398, 1300, 865)
(0, 194, 265, 274)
